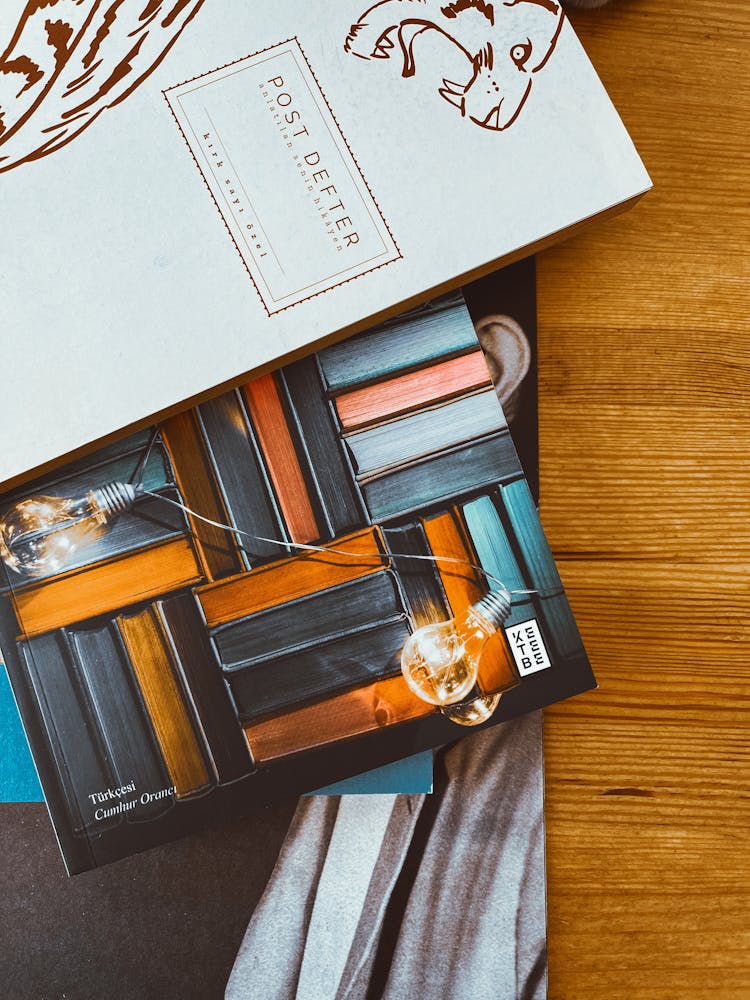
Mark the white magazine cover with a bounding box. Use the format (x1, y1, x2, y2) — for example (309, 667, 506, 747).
(0, 0, 649, 487)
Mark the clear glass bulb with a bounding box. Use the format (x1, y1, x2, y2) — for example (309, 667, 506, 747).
(400, 589, 512, 708)
(442, 692, 503, 727)
(0, 482, 137, 578)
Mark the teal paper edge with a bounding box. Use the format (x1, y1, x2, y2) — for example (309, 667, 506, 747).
(0, 663, 433, 801)
(0, 666, 42, 801)
(309, 750, 433, 796)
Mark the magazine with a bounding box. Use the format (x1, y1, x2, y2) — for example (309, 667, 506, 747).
(0, 0, 649, 489)
(0, 280, 591, 873)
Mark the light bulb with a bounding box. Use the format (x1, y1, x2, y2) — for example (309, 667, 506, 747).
(442, 692, 503, 727)
(400, 589, 512, 708)
(0, 482, 137, 578)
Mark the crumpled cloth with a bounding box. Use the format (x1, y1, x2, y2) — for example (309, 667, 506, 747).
(226, 711, 546, 1000)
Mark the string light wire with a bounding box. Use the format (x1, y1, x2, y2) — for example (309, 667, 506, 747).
(138, 486, 541, 602)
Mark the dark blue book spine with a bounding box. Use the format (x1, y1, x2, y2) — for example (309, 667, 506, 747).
(157, 594, 254, 781)
(4, 428, 155, 496)
(18, 633, 123, 836)
(66, 624, 173, 823)
(213, 571, 403, 670)
(318, 298, 478, 391)
(277, 356, 366, 536)
(344, 388, 505, 478)
(228, 619, 411, 724)
(0, 444, 185, 587)
(361, 432, 520, 522)
(499, 479, 584, 659)
(197, 391, 288, 568)
(382, 523, 450, 629)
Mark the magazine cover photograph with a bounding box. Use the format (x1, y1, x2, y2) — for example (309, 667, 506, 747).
(1, 261, 550, 997)
(0, 267, 593, 875)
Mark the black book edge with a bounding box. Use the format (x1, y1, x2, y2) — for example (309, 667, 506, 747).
(156, 593, 254, 783)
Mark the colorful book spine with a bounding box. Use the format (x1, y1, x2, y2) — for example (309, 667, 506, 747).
(18, 628, 173, 837)
(422, 509, 517, 696)
(361, 433, 518, 522)
(197, 391, 288, 567)
(157, 594, 253, 783)
(499, 480, 584, 659)
(212, 572, 403, 670)
(12, 538, 203, 638)
(334, 351, 491, 431)
(245, 675, 435, 762)
(228, 619, 411, 725)
(197, 527, 386, 628)
(382, 524, 449, 629)
(66, 625, 173, 821)
(242, 374, 320, 545)
(117, 608, 213, 799)
(0, 436, 182, 586)
(20, 634, 117, 837)
(277, 356, 366, 537)
(462, 494, 535, 627)
(160, 411, 243, 581)
(344, 388, 506, 478)
(317, 296, 477, 391)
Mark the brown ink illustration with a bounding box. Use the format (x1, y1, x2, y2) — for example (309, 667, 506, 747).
(345, 0, 564, 131)
(0, 0, 206, 174)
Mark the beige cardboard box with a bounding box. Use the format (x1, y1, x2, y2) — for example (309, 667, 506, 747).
(0, 0, 650, 488)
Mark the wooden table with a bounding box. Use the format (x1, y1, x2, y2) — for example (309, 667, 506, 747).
(539, 2, 749, 996)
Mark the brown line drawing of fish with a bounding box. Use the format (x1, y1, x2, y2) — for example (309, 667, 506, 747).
(345, 0, 564, 131)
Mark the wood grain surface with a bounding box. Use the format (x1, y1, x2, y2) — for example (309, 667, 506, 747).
(539, 2, 749, 996)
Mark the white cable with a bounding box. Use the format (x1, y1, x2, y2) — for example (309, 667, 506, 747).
(138, 487, 541, 601)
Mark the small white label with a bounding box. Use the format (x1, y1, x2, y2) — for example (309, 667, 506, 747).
(504, 618, 551, 676)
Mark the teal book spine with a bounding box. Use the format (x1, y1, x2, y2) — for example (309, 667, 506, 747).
(318, 296, 476, 391)
(500, 479, 583, 659)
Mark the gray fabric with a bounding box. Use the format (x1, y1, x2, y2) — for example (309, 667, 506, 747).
(226, 711, 546, 1000)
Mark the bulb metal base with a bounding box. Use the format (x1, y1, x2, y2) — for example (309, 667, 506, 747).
(90, 482, 137, 522)
(470, 588, 512, 633)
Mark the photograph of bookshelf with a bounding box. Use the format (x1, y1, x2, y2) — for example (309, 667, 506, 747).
(0, 294, 594, 873)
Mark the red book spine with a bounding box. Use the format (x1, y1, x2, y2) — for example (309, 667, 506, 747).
(334, 350, 491, 430)
(242, 374, 319, 544)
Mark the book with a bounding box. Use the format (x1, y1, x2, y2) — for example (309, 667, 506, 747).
(334, 351, 492, 430)
(213, 572, 404, 669)
(422, 509, 517, 696)
(197, 392, 288, 567)
(241, 376, 321, 545)
(361, 432, 518, 521)
(228, 619, 411, 725)
(0, 1, 649, 490)
(117, 608, 214, 798)
(0, 274, 590, 874)
(277, 357, 366, 536)
(345, 388, 506, 477)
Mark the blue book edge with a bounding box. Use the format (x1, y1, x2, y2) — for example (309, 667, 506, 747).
(0, 664, 43, 802)
(308, 750, 433, 796)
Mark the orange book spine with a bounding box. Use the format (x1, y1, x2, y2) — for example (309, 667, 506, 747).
(161, 410, 242, 581)
(13, 538, 202, 638)
(117, 608, 212, 798)
(423, 510, 517, 696)
(245, 675, 434, 762)
(334, 350, 491, 431)
(242, 374, 319, 544)
(197, 526, 385, 627)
